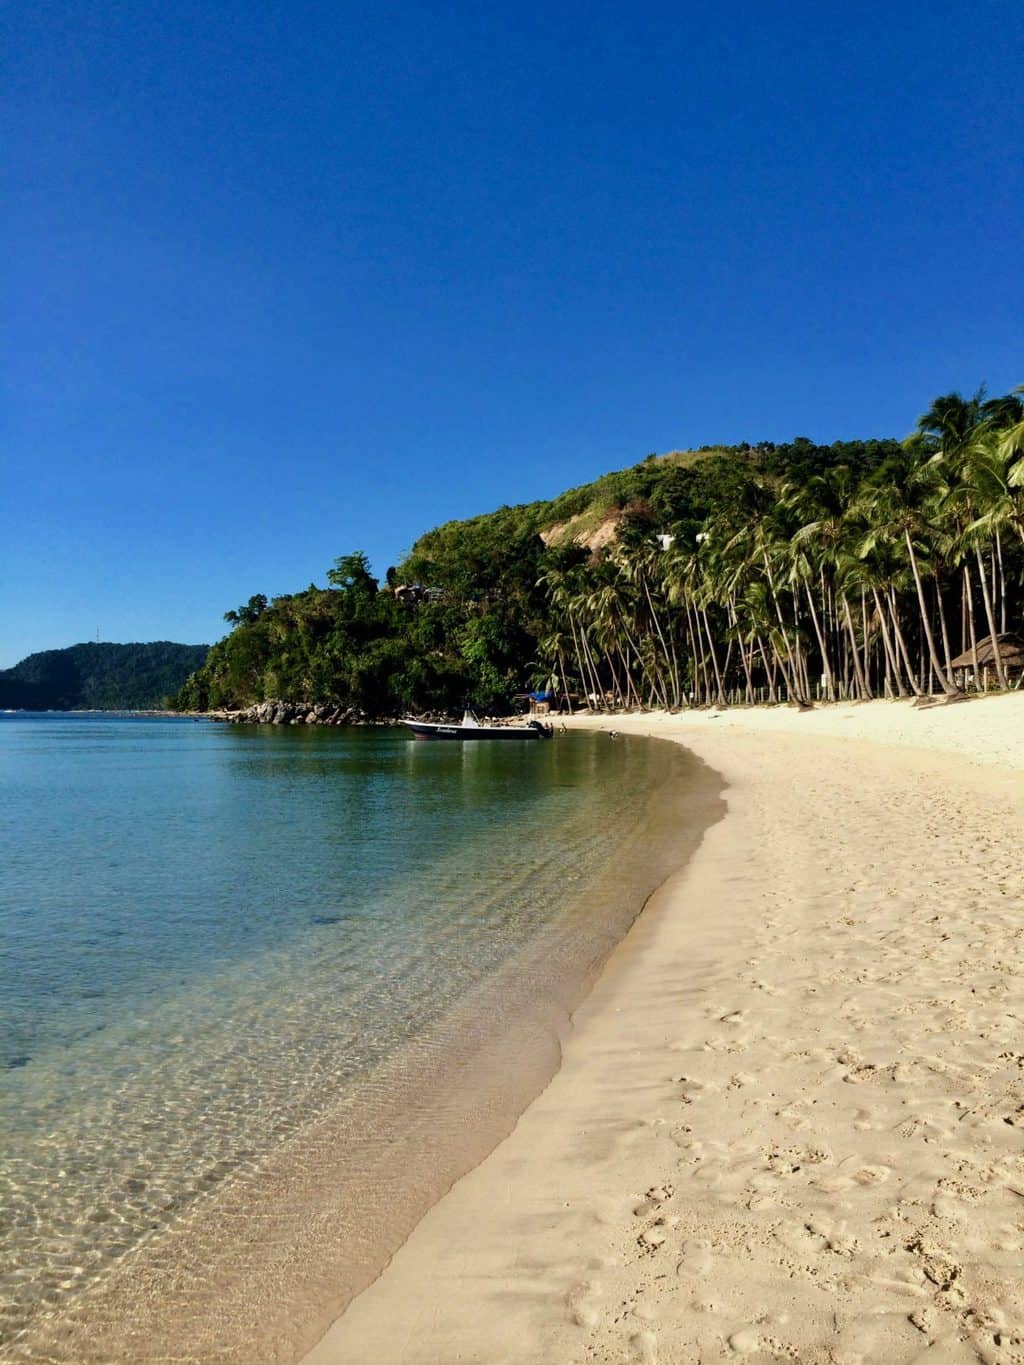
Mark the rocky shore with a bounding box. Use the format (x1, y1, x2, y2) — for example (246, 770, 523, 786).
(208, 700, 455, 727)
(209, 700, 374, 726)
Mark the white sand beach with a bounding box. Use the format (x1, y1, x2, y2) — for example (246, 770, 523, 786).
(305, 694, 1024, 1365)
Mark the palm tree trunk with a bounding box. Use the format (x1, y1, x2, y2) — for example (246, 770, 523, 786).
(556, 648, 573, 715)
(640, 575, 679, 707)
(903, 528, 959, 696)
(934, 577, 955, 684)
(964, 563, 979, 688)
(619, 613, 667, 709)
(755, 633, 779, 702)
(570, 615, 600, 710)
(604, 647, 626, 708)
(710, 610, 727, 704)
(722, 638, 735, 693)
(700, 608, 727, 706)
(995, 533, 1007, 633)
(803, 584, 835, 700)
(577, 623, 604, 709)
(871, 587, 906, 697)
(681, 606, 699, 705)
(841, 596, 870, 699)
(566, 615, 588, 707)
(974, 545, 1008, 689)
(860, 591, 874, 699)
(730, 600, 755, 704)
(761, 553, 805, 702)
(960, 569, 967, 656)
(668, 624, 684, 708)
(887, 589, 924, 697)
(617, 647, 640, 707)
(687, 601, 711, 704)
(740, 633, 755, 704)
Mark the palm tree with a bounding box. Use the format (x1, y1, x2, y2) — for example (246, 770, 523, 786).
(861, 451, 961, 697)
(535, 384, 1023, 710)
(784, 468, 860, 700)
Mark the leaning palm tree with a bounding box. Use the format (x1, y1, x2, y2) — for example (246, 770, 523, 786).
(856, 458, 961, 697)
(915, 388, 986, 465)
(935, 395, 1024, 689)
(1003, 393, 1024, 500)
(967, 400, 1024, 551)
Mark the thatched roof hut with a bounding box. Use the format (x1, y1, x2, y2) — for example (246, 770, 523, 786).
(949, 633, 1024, 670)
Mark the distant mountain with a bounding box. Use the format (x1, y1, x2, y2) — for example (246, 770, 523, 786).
(0, 642, 210, 711)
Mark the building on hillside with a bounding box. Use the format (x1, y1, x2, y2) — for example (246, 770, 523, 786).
(391, 584, 446, 604)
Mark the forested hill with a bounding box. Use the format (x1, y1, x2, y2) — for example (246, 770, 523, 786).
(174, 385, 1024, 714)
(0, 642, 210, 711)
(171, 386, 1024, 716)
(169, 435, 904, 715)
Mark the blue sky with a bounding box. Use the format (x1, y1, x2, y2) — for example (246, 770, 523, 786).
(2, 1, 1021, 666)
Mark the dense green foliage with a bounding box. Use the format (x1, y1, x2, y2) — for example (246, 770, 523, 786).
(173, 387, 1024, 715)
(539, 391, 1024, 707)
(171, 544, 548, 713)
(0, 642, 210, 711)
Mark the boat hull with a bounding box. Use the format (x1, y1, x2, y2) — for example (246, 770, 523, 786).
(404, 721, 552, 741)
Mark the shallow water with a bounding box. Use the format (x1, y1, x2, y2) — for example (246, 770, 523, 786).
(0, 714, 712, 1360)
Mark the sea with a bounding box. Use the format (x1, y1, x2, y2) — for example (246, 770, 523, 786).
(0, 713, 717, 1361)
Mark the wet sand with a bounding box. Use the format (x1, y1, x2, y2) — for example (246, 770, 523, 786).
(305, 694, 1024, 1364)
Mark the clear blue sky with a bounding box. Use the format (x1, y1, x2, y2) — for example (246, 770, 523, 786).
(3, 1, 1021, 666)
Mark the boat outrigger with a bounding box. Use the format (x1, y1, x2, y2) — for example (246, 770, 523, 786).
(403, 710, 554, 741)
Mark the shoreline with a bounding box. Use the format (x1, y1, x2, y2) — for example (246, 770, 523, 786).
(5, 732, 720, 1363)
(304, 694, 1024, 1364)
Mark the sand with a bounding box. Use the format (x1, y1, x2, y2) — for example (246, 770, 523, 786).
(303, 694, 1024, 1365)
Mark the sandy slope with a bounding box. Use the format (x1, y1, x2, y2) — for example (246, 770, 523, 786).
(303, 695, 1024, 1365)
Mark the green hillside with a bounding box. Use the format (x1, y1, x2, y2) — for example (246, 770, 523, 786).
(0, 642, 210, 711)
(172, 386, 1024, 716)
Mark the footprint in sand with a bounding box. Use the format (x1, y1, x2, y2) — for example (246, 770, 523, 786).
(633, 1183, 674, 1217)
(764, 1144, 832, 1178)
(718, 1009, 747, 1026)
(728, 1071, 757, 1090)
(842, 1062, 879, 1084)
(676, 1074, 711, 1105)
(904, 1234, 962, 1292)
(727, 1324, 798, 1358)
(812, 1216, 858, 1256)
(776, 1108, 813, 1133)
(566, 1280, 602, 1328)
(776, 1222, 818, 1257)
(701, 1036, 748, 1055)
(852, 1164, 891, 1186)
(675, 1238, 714, 1276)
(908, 1306, 937, 1336)
(637, 1221, 668, 1252)
(749, 978, 780, 996)
(728, 1327, 761, 1354)
(930, 1190, 964, 1221)
(638, 1217, 677, 1255)
(629, 1328, 658, 1363)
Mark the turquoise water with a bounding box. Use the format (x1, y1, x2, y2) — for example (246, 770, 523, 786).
(0, 714, 709, 1360)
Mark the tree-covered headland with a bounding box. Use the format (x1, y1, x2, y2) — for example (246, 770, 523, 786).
(172, 388, 1024, 714)
(1, 642, 210, 711)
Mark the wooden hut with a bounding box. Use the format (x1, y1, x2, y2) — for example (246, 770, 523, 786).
(948, 633, 1024, 690)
